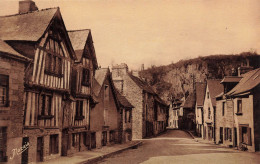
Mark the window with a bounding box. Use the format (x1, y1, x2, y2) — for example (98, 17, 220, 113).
(75, 101, 84, 120)
(207, 92, 209, 99)
(0, 127, 7, 162)
(129, 110, 132, 123)
(208, 107, 210, 119)
(125, 110, 128, 123)
(39, 94, 53, 119)
(49, 134, 59, 154)
(104, 85, 109, 100)
(237, 100, 242, 114)
(222, 102, 225, 116)
(0, 75, 8, 107)
(82, 69, 90, 86)
(45, 54, 62, 77)
(102, 131, 107, 146)
(72, 133, 80, 147)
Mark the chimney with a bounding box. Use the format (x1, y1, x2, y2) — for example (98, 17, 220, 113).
(19, 0, 38, 14)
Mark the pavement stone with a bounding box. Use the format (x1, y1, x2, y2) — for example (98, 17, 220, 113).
(40, 141, 142, 164)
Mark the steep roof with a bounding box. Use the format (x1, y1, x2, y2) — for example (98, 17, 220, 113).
(195, 82, 206, 107)
(68, 30, 90, 51)
(220, 76, 242, 83)
(0, 40, 30, 61)
(68, 29, 98, 68)
(115, 89, 134, 108)
(207, 79, 223, 107)
(183, 92, 196, 109)
(128, 74, 155, 94)
(93, 68, 109, 96)
(0, 8, 57, 41)
(227, 68, 260, 96)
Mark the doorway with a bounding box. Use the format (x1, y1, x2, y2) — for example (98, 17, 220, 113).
(21, 137, 29, 164)
(36, 137, 43, 162)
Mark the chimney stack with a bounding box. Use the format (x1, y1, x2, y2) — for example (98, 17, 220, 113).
(19, 0, 38, 14)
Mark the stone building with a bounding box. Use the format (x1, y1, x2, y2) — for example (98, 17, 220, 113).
(195, 82, 206, 137)
(216, 68, 260, 152)
(168, 98, 183, 129)
(215, 76, 241, 147)
(0, 40, 30, 163)
(0, 2, 76, 162)
(91, 68, 121, 148)
(228, 68, 260, 152)
(61, 29, 98, 155)
(154, 96, 168, 135)
(111, 63, 168, 139)
(114, 89, 134, 143)
(202, 79, 223, 141)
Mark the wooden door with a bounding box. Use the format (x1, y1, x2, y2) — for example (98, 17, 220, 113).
(62, 130, 68, 156)
(21, 137, 29, 164)
(37, 137, 43, 162)
(220, 127, 223, 144)
(234, 127, 237, 146)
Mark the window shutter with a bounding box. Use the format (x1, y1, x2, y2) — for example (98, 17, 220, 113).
(229, 129, 232, 141)
(248, 127, 252, 146)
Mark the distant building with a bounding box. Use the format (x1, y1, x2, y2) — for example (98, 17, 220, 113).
(179, 93, 196, 131)
(195, 82, 206, 137)
(202, 79, 223, 142)
(168, 98, 183, 129)
(112, 63, 168, 139)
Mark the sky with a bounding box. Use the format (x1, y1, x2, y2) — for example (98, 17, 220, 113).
(0, 0, 260, 70)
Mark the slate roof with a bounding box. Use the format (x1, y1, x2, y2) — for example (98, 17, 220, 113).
(115, 89, 134, 108)
(0, 8, 57, 41)
(93, 68, 109, 96)
(183, 92, 196, 109)
(227, 68, 260, 96)
(220, 76, 242, 83)
(128, 74, 155, 94)
(68, 30, 90, 51)
(195, 82, 206, 107)
(68, 29, 98, 68)
(207, 79, 224, 107)
(0, 40, 30, 61)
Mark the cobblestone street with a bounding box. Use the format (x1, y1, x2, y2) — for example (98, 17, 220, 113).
(97, 130, 260, 164)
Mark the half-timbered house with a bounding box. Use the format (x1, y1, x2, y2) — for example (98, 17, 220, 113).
(0, 2, 76, 162)
(62, 29, 98, 155)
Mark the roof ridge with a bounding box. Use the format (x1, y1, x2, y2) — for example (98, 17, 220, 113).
(0, 7, 58, 18)
(68, 29, 91, 32)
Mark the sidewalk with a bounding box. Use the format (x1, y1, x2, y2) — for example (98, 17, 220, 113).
(41, 141, 142, 164)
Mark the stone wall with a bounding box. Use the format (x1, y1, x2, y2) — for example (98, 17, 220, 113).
(0, 56, 26, 164)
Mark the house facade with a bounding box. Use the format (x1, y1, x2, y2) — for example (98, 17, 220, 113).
(168, 99, 182, 129)
(0, 40, 30, 163)
(215, 69, 260, 152)
(202, 79, 223, 141)
(195, 82, 206, 137)
(180, 93, 196, 131)
(91, 68, 121, 148)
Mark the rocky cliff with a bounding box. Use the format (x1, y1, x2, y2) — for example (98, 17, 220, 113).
(139, 52, 260, 101)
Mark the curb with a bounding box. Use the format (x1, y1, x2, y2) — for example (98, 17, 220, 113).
(79, 141, 142, 164)
(185, 130, 195, 139)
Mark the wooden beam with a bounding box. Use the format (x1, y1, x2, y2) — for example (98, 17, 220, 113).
(25, 92, 32, 126)
(32, 49, 39, 83)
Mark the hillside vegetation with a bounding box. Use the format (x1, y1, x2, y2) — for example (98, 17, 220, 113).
(139, 52, 260, 101)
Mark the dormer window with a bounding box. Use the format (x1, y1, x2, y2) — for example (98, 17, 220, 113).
(82, 69, 90, 86)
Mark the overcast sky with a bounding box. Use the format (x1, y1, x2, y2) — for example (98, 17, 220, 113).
(1, 0, 260, 70)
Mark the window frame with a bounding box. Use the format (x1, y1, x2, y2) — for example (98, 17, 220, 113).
(222, 102, 225, 116)
(0, 75, 9, 107)
(237, 99, 242, 114)
(75, 100, 84, 120)
(38, 93, 53, 120)
(82, 68, 90, 86)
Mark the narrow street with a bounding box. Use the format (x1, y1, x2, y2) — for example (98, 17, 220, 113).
(97, 130, 260, 164)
